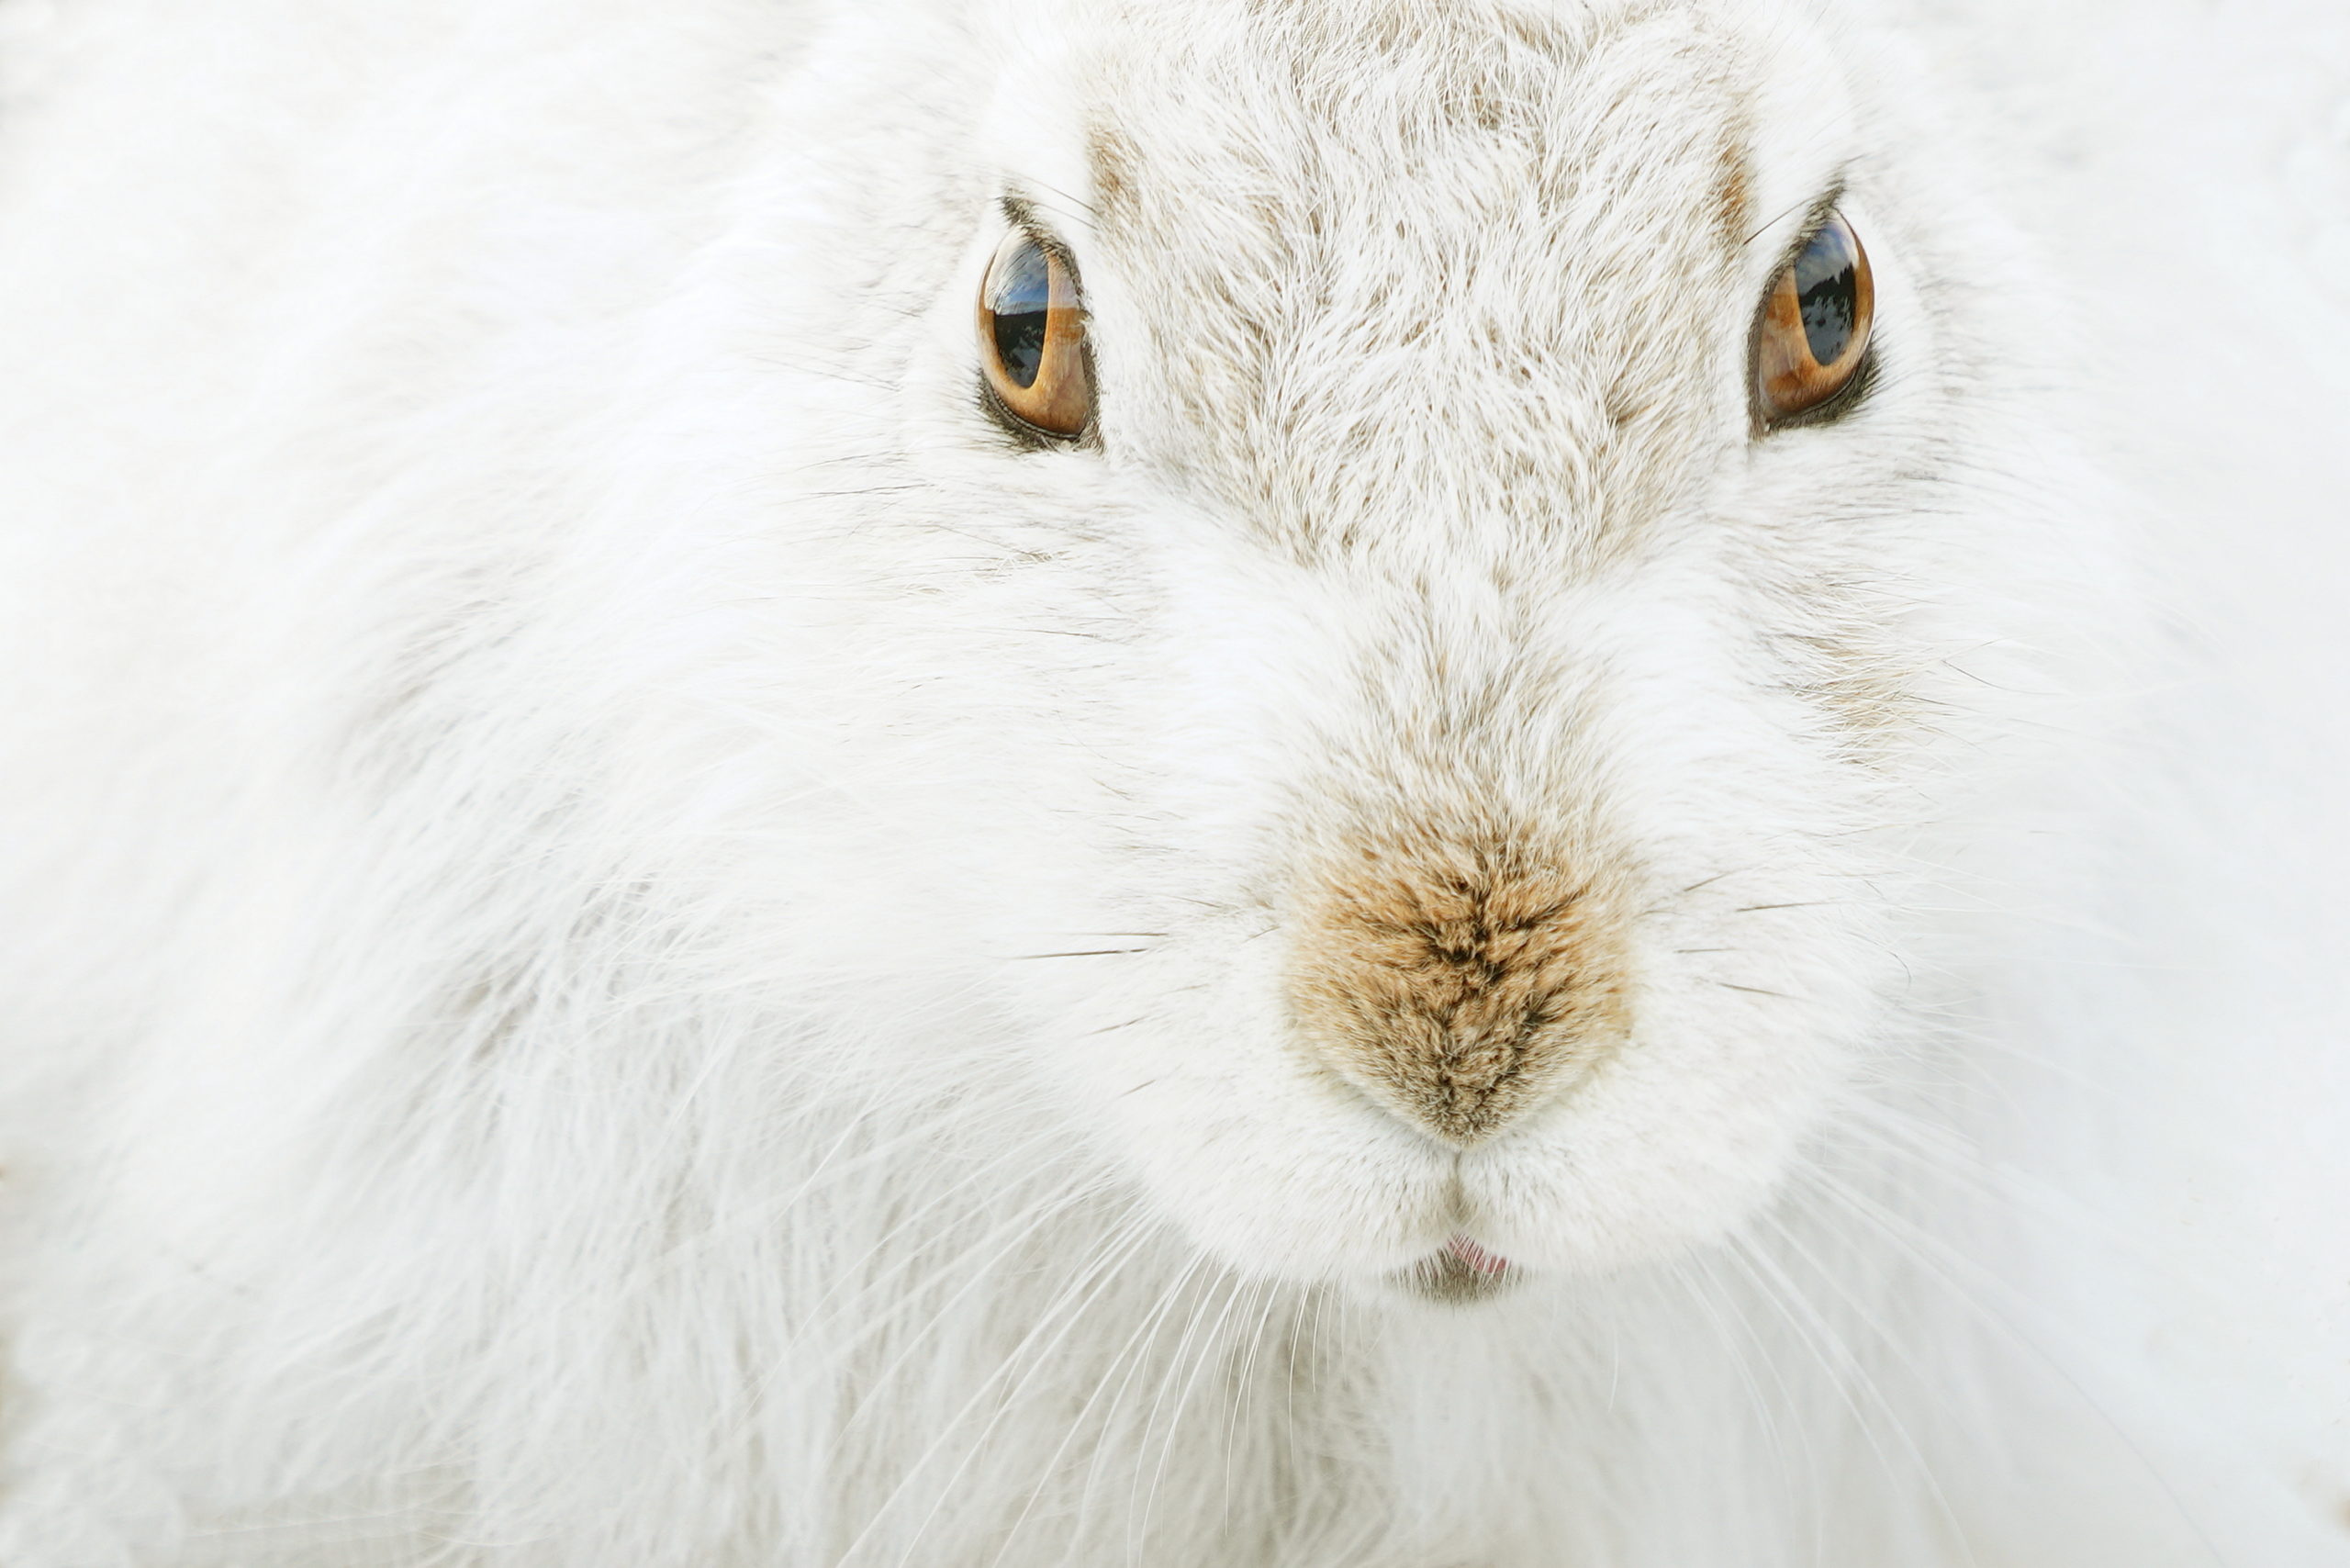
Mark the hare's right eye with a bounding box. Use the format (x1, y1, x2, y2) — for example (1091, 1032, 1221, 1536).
(978, 231, 1093, 441)
(1751, 212, 1874, 431)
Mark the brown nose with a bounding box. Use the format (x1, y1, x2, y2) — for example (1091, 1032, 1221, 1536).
(1286, 830, 1630, 1145)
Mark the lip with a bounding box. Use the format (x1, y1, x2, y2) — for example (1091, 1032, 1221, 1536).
(1444, 1235, 1510, 1275)
(1392, 1233, 1518, 1303)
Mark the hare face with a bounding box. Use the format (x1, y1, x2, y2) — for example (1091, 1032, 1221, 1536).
(729, 0, 2019, 1294)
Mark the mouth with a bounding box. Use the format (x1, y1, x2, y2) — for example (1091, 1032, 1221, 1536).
(1394, 1234, 1518, 1304)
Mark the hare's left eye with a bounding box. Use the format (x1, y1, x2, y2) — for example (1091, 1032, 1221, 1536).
(1752, 212, 1874, 430)
(978, 230, 1092, 441)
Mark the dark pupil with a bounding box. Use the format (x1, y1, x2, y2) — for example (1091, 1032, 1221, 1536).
(989, 241, 1053, 389)
(1793, 223, 1858, 367)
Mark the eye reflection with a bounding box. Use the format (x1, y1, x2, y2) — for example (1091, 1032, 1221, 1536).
(1794, 220, 1862, 368)
(986, 240, 1052, 389)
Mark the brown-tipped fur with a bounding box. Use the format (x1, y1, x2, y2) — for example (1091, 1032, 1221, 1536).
(1288, 826, 1632, 1143)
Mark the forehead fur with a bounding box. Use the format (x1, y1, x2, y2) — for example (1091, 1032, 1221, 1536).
(1074, 0, 1755, 563)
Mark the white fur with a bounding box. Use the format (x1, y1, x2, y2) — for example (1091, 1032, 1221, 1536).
(0, 0, 2340, 1563)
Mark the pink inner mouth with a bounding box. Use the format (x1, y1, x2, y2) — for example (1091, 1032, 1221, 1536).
(1445, 1236, 1510, 1275)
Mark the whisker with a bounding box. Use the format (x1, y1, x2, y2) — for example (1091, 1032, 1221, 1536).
(1712, 980, 1801, 1000)
(1004, 948, 1151, 960)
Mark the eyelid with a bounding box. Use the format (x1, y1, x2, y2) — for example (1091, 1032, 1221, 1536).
(995, 195, 1088, 279)
(1751, 181, 1851, 284)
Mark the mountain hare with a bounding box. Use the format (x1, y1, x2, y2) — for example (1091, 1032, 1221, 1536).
(0, 0, 2339, 1563)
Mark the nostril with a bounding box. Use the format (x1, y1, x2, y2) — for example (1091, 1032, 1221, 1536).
(1305, 986, 1606, 1145)
(1285, 828, 1632, 1144)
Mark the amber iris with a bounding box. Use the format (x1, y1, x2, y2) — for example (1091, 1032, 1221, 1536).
(978, 230, 1092, 438)
(1752, 213, 1874, 428)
